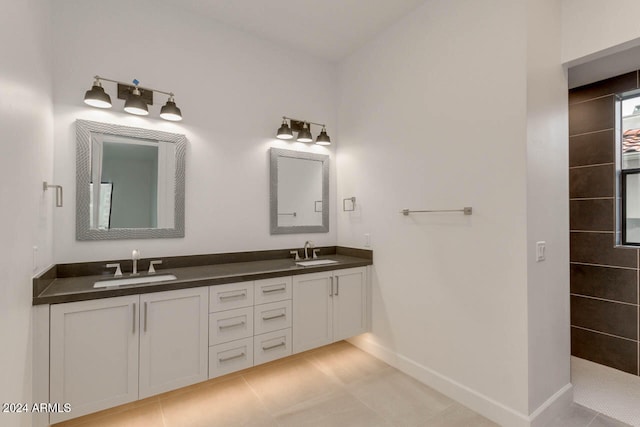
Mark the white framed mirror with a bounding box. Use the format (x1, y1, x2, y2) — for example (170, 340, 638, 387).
(76, 120, 186, 240)
(270, 148, 329, 234)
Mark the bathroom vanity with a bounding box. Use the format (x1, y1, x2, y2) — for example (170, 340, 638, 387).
(33, 247, 372, 424)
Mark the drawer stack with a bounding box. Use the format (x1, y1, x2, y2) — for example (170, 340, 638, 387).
(208, 277, 293, 379)
(253, 277, 292, 365)
(208, 282, 255, 378)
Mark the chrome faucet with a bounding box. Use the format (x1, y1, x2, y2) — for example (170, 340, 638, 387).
(303, 241, 314, 260)
(131, 249, 140, 275)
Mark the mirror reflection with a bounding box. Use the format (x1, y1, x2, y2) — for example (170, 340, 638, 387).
(90, 135, 175, 229)
(270, 148, 329, 234)
(76, 120, 185, 240)
(277, 156, 323, 227)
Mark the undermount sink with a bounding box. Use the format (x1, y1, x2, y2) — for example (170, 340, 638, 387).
(93, 274, 178, 288)
(296, 259, 338, 267)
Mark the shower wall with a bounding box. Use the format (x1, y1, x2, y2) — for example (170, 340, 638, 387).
(569, 71, 639, 375)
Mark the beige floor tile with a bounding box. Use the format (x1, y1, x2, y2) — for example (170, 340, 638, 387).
(70, 401, 165, 427)
(275, 389, 393, 427)
(52, 397, 160, 427)
(307, 341, 389, 385)
(346, 367, 454, 426)
(160, 376, 276, 427)
(242, 357, 342, 414)
(545, 403, 599, 427)
(589, 413, 634, 427)
(419, 403, 498, 427)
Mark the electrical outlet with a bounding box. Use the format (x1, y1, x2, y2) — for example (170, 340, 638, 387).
(536, 241, 546, 262)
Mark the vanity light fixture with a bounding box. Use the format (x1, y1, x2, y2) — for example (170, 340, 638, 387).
(83, 76, 183, 121)
(275, 116, 331, 146)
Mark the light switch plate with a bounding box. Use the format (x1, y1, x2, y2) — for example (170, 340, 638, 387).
(536, 241, 546, 262)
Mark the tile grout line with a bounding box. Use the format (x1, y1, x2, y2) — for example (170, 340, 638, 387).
(570, 230, 616, 234)
(569, 93, 615, 106)
(570, 293, 639, 307)
(569, 128, 615, 138)
(571, 325, 639, 343)
(569, 162, 615, 170)
(570, 261, 637, 271)
(569, 196, 616, 201)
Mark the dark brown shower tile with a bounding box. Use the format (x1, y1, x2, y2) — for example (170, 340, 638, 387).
(571, 327, 638, 375)
(570, 199, 614, 231)
(569, 130, 615, 167)
(569, 95, 615, 136)
(570, 232, 637, 268)
(571, 263, 638, 304)
(571, 295, 637, 340)
(569, 71, 637, 105)
(569, 165, 614, 199)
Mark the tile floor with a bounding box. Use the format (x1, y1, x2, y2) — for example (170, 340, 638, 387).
(51, 341, 631, 427)
(570, 356, 640, 426)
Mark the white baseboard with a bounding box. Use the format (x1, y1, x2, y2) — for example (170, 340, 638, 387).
(347, 335, 572, 427)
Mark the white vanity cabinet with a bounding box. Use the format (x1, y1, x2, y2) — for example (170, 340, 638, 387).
(50, 295, 139, 424)
(49, 287, 208, 423)
(138, 287, 209, 398)
(292, 267, 368, 353)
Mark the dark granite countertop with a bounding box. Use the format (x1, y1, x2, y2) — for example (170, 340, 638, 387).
(33, 248, 372, 305)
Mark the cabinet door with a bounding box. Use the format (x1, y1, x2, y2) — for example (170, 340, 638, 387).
(254, 328, 292, 365)
(333, 267, 368, 341)
(209, 306, 254, 345)
(210, 281, 254, 312)
(50, 295, 139, 423)
(292, 271, 333, 353)
(254, 300, 291, 335)
(139, 287, 208, 399)
(254, 276, 291, 305)
(209, 337, 254, 379)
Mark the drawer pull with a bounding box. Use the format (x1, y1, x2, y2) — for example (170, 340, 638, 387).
(262, 287, 286, 294)
(219, 292, 246, 301)
(262, 313, 286, 321)
(219, 352, 246, 363)
(262, 341, 286, 351)
(218, 321, 246, 330)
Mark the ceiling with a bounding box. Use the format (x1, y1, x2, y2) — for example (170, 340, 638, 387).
(160, 0, 427, 62)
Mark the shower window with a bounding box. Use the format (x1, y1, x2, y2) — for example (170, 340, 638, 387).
(620, 93, 640, 245)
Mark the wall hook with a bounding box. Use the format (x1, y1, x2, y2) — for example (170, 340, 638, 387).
(43, 181, 63, 207)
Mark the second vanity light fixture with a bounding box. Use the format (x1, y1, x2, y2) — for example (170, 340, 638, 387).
(84, 76, 183, 121)
(276, 116, 331, 146)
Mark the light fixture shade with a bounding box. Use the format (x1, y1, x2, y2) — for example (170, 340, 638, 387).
(84, 83, 112, 109)
(124, 88, 149, 116)
(276, 120, 293, 139)
(315, 127, 331, 145)
(297, 123, 313, 143)
(160, 98, 182, 121)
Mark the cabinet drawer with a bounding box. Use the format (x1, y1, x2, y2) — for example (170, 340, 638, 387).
(254, 300, 291, 335)
(209, 306, 254, 345)
(209, 338, 253, 379)
(254, 328, 292, 365)
(209, 282, 254, 312)
(254, 277, 292, 305)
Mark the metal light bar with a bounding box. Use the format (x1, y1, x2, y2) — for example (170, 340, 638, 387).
(94, 75, 175, 97)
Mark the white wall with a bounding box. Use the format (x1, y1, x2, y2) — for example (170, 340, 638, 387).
(339, 0, 570, 425)
(0, 0, 53, 425)
(562, 0, 640, 67)
(525, 0, 571, 419)
(52, 0, 338, 263)
(338, 0, 531, 422)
